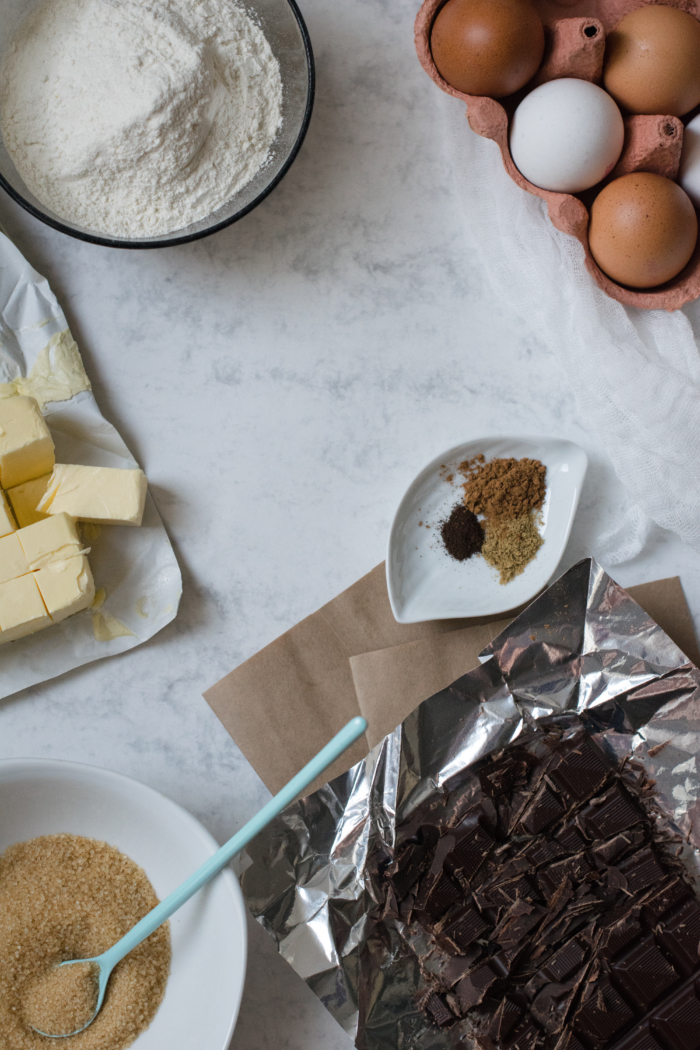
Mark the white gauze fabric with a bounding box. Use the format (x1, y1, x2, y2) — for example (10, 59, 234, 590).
(442, 94, 700, 563)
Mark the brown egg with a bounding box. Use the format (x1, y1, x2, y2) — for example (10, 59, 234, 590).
(604, 5, 700, 117)
(589, 172, 698, 288)
(430, 0, 544, 98)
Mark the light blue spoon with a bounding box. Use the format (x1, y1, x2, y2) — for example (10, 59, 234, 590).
(31, 715, 367, 1038)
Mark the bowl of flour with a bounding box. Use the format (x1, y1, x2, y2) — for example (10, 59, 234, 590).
(0, 0, 314, 247)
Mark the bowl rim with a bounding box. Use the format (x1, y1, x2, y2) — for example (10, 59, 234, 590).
(0, 755, 248, 1050)
(0, 0, 315, 249)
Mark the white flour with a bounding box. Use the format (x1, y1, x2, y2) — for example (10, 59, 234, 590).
(0, 0, 283, 238)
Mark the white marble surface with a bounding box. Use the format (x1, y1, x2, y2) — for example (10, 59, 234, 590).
(1, 0, 700, 1047)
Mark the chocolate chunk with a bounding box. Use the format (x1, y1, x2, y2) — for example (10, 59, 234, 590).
(438, 902, 489, 953)
(549, 732, 612, 801)
(542, 938, 588, 983)
(592, 827, 646, 867)
(489, 997, 525, 1042)
(649, 978, 700, 1050)
(388, 841, 430, 898)
(455, 961, 500, 1012)
(538, 855, 592, 901)
(532, 980, 580, 1034)
(506, 1021, 544, 1050)
(656, 899, 700, 977)
(557, 823, 588, 855)
(610, 932, 678, 1011)
(447, 813, 495, 882)
(617, 850, 666, 895)
(422, 871, 462, 922)
(574, 978, 635, 1048)
(423, 991, 455, 1027)
(554, 1035, 587, 1050)
(520, 782, 566, 835)
(597, 909, 643, 959)
(487, 875, 538, 909)
(527, 840, 568, 868)
(610, 1023, 663, 1050)
(640, 877, 691, 928)
(580, 786, 641, 841)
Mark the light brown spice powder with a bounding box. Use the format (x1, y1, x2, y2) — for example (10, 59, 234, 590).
(482, 513, 544, 584)
(0, 833, 170, 1050)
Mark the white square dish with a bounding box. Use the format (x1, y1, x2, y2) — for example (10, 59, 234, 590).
(387, 436, 588, 623)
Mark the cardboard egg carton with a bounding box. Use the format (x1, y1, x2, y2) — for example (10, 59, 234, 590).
(415, 0, 700, 311)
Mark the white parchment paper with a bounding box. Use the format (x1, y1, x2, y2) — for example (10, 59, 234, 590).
(0, 231, 181, 697)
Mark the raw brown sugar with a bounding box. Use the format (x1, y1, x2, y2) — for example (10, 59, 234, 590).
(460, 455, 546, 520)
(24, 961, 99, 1036)
(0, 833, 170, 1050)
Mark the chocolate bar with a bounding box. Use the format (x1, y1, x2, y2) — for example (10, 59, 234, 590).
(382, 723, 698, 1050)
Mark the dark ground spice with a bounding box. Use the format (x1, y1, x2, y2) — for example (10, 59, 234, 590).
(440, 504, 484, 561)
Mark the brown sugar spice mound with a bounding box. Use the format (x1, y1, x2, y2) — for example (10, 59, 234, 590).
(0, 833, 170, 1050)
(460, 455, 546, 521)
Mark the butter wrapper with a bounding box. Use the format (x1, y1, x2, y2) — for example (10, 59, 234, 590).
(0, 231, 181, 696)
(242, 559, 700, 1048)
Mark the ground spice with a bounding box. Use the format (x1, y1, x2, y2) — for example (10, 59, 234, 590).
(482, 514, 544, 584)
(460, 455, 546, 521)
(440, 503, 484, 561)
(0, 833, 170, 1050)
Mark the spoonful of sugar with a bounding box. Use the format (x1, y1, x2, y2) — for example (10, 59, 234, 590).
(25, 716, 368, 1038)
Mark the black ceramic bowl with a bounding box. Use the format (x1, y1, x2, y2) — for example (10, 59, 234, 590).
(0, 0, 314, 248)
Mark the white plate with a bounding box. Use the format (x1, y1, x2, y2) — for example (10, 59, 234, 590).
(387, 436, 587, 623)
(0, 759, 247, 1050)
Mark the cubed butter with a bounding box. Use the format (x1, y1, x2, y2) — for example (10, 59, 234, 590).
(0, 532, 29, 584)
(0, 396, 55, 488)
(38, 464, 147, 526)
(0, 490, 17, 537)
(0, 574, 52, 642)
(34, 554, 94, 622)
(17, 512, 82, 570)
(7, 474, 51, 528)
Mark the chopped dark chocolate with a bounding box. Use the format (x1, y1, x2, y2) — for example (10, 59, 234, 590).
(548, 731, 611, 801)
(580, 785, 641, 841)
(610, 932, 679, 1011)
(379, 723, 700, 1050)
(655, 899, 700, 977)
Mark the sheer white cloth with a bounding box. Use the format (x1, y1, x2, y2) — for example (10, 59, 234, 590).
(443, 95, 700, 563)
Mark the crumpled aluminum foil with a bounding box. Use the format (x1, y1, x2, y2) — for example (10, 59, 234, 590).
(242, 558, 700, 1048)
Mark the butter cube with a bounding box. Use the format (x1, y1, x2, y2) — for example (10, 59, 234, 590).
(0, 396, 55, 488)
(0, 532, 29, 583)
(17, 512, 82, 570)
(7, 474, 51, 528)
(38, 464, 147, 526)
(34, 554, 94, 622)
(0, 491, 17, 537)
(0, 574, 52, 642)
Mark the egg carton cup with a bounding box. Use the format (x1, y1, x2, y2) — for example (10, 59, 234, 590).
(415, 0, 700, 310)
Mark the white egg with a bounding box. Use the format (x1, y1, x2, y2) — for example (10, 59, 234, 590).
(510, 78, 624, 194)
(680, 113, 700, 208)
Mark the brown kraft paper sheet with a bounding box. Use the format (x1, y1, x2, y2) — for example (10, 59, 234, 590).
(203, 563, 700, 794)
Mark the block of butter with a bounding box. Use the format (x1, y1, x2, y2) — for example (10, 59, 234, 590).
(0, 574, 52, 642)
(0, 491, 17, 537)
(17, 513, 83, 570)
(0, 396, 55, 489)
(34, 554, 94, 623)
(37, 464, 147, 526)
(7, 474, 50, 528)
(0, 532, 28, 584)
